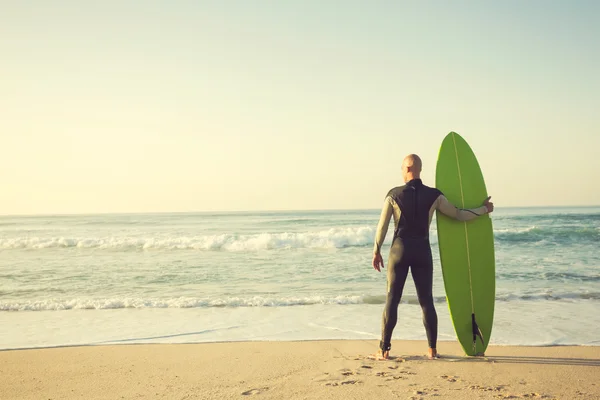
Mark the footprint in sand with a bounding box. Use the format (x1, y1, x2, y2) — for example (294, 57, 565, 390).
(325, 380, 361, 387)
(469, 384, 506, 392)
(412, 388, 439, 395)
(440, 374, 460, 382)
(400, 370, 417, 376)
(365, 354, 406, 362)
(241, 387, 269, 396)
(495, 393, 552, 399)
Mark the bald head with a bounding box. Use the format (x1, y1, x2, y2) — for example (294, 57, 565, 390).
(402, 154, 422, 182)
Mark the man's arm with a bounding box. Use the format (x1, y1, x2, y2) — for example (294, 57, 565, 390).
(372, 197, 393, 272)
(373, 197, 393, 256)
(435, 194, 491, 221)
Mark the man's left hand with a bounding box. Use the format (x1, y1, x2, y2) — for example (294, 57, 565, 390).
(372, 253, 384, 272)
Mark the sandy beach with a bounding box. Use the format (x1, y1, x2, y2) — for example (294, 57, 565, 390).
(1, 340, 598, 400)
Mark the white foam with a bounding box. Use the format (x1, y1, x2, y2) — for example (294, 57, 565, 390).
(0, 227, 379, 251)
(0, 295, 367, 311)
(4, 291, 597, 312)
(11, 290, 600, 312)
(495, 226, 537, 234)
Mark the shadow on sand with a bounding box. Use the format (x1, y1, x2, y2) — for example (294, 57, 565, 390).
(418, 354, 600, 367)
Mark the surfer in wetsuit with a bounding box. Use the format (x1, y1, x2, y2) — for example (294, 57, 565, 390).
(372, 154, 494, 360)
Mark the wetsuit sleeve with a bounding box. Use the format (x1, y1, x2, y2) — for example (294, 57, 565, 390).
(373, 197, 393, 256)
(435, 194, 488, 222)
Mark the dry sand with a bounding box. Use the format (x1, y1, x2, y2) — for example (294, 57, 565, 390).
(1, 340, 598, 399)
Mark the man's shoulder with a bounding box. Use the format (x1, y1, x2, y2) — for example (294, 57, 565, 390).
(386, 185, 407, 198)
(419, 184, 444, 206)
(422, 183, 443, 197)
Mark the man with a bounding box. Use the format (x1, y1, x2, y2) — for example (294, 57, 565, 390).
(372, 154, 494, 360)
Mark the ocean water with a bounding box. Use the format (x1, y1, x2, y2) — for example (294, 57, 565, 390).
(1, 207, 599, 350)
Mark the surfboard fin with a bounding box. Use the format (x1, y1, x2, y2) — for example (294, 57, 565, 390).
(471, 313, 485, 354)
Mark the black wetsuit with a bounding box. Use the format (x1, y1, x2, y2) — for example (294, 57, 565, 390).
(379, 179, 440, 351)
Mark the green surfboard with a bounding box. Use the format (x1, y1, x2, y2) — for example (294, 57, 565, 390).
(435, 132, 495, 356)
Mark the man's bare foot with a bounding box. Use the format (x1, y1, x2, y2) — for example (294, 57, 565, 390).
(427, 348, 440, 360)
(375, 349, 390, 360)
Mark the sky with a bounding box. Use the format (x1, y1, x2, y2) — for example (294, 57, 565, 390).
(1, 1, 599, 215)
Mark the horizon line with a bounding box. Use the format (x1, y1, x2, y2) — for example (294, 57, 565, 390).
(1, 204, 600, 218)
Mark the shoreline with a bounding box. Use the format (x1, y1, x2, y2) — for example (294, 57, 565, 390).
(2, 338, 600, 353)
(3, 340, 599, 399)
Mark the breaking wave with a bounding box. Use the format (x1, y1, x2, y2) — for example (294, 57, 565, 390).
(0, 227, 377, 251)
(2, 223, 597, 251)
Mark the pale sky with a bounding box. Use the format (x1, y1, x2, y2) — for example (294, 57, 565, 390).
(2, 1, 599, 215)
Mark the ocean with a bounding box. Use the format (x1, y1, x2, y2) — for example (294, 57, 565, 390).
(1, 207, 599, 350)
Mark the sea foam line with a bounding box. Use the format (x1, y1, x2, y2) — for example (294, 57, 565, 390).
(2, 292, 598, 312)
(0, 295, 366, 311)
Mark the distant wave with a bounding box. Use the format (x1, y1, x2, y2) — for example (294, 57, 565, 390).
(0, 227, 377, 251)
(2, 292, 599, 311)
(502, 212, 600, 223)
(496, 292, 600, 301)
(495, 225, 599, 244)
(498, 271, 600, 283)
